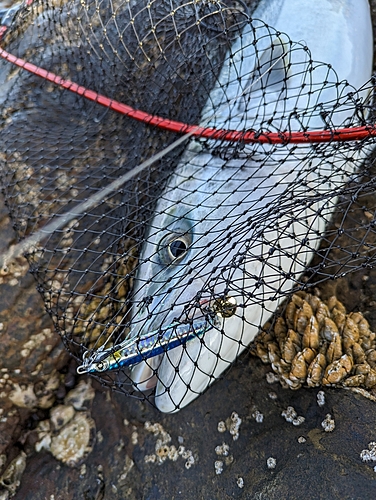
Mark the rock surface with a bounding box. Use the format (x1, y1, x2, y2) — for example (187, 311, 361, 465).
(1, 0, 376, 499)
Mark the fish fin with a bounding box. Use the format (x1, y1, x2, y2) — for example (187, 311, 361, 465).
(245, 35, 291, 96)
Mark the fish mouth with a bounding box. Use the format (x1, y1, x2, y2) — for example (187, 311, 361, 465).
(131, 292, 237, 358)
(77, 292, 236, 376)
(128, 309, 221, 393)
(132, 304, 221, 361)
(130, 293, 238, 363)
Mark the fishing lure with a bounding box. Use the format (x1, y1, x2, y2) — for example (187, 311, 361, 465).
(77, 314, 221, 374)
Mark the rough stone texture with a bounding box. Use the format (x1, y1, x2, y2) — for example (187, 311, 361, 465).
(10, 355, 376, 500)
(1, 0, 376, 499)
(0, 194, 69, 462)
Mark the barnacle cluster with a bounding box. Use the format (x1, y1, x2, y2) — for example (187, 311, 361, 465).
(0, 452, 27, 497)
(143, 422, 195, 469)
(217, 412, 242, 441)
(68, 249, 138, 350)
(7, 367, 60, 410)
(43, 243, 138, 351)
(214, 414, 238, 476)
(321, 413, 335, 432)
(34, 380, 96, 467)
(253, 292, 376, 392)
(281, 406, 305, 426)
(360, 441, 376, 466)
(0, 250, 28, 286)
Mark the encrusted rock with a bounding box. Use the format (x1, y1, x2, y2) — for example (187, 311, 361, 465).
(0, 452, 27, 497)
(50, 412, 96, 467)
(8, 384, 37, 409)
(321, 414, 335, 432)
(64, 380, 95, 411)
(253, 292, 376, 393)
(50, 404, 75, 431)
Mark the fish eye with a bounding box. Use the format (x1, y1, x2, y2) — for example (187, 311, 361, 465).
(169, 238, 188, 259)
(159, 233, 191, 264)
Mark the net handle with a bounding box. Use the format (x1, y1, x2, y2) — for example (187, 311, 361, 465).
(0, 44, 374, 144)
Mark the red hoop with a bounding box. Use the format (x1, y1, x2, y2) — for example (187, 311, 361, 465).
(0, 45, 374, 144)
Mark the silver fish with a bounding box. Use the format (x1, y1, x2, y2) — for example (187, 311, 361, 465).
(90, 0, 374, 412)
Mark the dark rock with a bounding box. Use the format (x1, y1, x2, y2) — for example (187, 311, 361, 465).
(1, 0, 376, 499)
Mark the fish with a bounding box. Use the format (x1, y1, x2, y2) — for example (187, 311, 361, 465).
(0, 1, 21, 26)
(84, 0, 374, 412)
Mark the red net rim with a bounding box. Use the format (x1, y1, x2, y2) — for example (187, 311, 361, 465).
(0, 45, 375, 145)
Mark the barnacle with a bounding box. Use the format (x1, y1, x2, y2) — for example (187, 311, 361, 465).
(0, 452, 27, 496)
(34, 380, 96, 466)
(49, 412, 96, 467)
(253, 292, 376, 394)
(321, 413, 335, 432)
(143, 421, 195, 467)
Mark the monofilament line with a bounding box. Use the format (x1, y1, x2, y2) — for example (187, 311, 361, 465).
(0, 130, 195, 269)
(0, 41, 299, 269)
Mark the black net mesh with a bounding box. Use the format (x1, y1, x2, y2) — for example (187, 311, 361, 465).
(0, 0, 376, 412)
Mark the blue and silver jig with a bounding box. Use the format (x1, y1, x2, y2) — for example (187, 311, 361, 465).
(77, 315, 221, 375)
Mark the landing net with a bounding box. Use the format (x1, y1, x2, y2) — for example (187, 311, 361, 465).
(0, 0, 376, 412)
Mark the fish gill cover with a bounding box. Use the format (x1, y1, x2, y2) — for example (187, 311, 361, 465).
(0, 0, 375, 412)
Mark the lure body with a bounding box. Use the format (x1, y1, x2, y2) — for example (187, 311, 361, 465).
(77, 316, 219, 374)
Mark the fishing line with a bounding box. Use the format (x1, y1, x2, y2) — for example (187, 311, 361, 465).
(0, 32, 296, 268)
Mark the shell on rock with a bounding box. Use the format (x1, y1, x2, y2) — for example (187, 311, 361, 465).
(49, 412, 96, 467)
(50, 404, 75, 431)
(7, 371, 61, 411)
(253, 292, 376, 393)
(322, 354, 353, 385)
(0, 452, 27, 497)
(34, 379, 96, 467)
(307, 353, 326, 388)
(8, 384, 37, 409)
(63, 379, 95, 411)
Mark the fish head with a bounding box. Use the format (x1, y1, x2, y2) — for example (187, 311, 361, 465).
(131, 205, 212, 333)
(128, 185, 255, 405)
